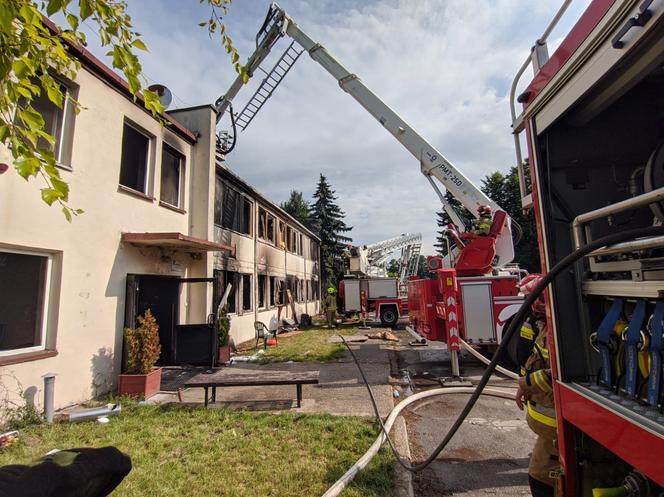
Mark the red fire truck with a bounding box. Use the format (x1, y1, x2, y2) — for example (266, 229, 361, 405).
(511, 0, 664, 493)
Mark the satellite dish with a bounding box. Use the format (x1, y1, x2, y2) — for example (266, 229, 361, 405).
(147, 84, 173, 109)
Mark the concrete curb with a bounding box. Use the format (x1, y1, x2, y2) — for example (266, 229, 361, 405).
(392, 415, 414, 497)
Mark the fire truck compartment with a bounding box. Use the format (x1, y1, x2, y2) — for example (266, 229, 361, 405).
(532, 19, 664, 432)
(367, 278, 398, 299)
(459, 281, 495, 343)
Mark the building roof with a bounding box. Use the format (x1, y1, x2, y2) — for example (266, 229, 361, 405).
(215, 156, 320, 242)
(42, 16, 197, 144)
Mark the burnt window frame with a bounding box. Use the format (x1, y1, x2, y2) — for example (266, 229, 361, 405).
(159, 143, 185, 209)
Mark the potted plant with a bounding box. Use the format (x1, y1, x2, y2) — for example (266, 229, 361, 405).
(118, 309, 162, 399)
(217, 304, 231, 364)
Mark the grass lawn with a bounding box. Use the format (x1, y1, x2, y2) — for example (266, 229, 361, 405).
(0, 403, 393, 497)
(252, 328, 358, 364)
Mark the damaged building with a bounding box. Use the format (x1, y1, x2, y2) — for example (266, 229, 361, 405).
(0, 37, 320, 410)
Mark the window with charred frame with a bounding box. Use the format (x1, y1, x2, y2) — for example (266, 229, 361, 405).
(258, 208, 267, 240)
(214, 178, 253, 235)
(160, 143, 185, 208)
(278, 221, 286, 250)
(267, 214, 275, 243)
(242, 274, 252, 312)
(310, 240, 319, 262)
(221, 270, 238, 314)
(0, 250, 53, 356)
(258, 274, 267, 309)
(119, 121, 152, 194)
(269, 276, 277, 307)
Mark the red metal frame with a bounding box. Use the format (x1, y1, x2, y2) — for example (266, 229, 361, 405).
(521, 1, 664, 493)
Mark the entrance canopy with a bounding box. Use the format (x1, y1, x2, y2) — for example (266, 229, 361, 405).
(121, 232, 234, 256)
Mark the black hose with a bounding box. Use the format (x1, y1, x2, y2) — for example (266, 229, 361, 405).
(343, 224, 664, 472)
(219, 103, 237, 154)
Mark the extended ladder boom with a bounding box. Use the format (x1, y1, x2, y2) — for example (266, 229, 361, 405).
(214, 3, 515, 265)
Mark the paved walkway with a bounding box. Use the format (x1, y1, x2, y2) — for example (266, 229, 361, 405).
(152, 339, 396, 417)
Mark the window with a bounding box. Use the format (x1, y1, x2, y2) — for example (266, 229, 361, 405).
(286, 226, 294, 252)
(223, 271, 238, 314)
(258, 274, 267, 308)
(310, 241, 320, 262)
(311, 278, 319, 301)
(214, 178, 253, 235)
(119, 122, 151, 193)
(258, 208, 267, 240)
(242, 274, 252, 311)
(269, 276, 277, 307)
(16, 80, 76, 166)
(0, 250, 52, 355)
(160, 144, 185, 208)
(278, 221, 286, 250)
(267, 214, 275, 243)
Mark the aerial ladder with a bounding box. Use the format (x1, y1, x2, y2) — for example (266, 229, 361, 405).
(214, 3, 524, 372)
(214, 3, 516, 274)
(345, 233, 422, 279)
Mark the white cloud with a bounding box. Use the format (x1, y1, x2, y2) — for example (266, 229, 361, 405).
(81, 0, 591, 256)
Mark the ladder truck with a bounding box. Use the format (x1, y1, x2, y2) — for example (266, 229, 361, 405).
(511, 0, 664, 494)
(340, 233, 422, 327)
(214, 3, 524, 373)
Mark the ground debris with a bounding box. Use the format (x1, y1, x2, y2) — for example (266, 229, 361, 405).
(366, 331, 400, 342)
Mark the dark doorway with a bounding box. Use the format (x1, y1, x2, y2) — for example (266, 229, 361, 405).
(135, 276, 179, 366)
(125, 274, 220, 367)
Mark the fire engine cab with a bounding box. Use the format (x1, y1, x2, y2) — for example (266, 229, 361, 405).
(513, 0, 664, 493)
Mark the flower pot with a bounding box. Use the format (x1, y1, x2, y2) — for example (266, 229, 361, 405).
(117, 368, 162, 399)
(217, 344, 231, 364)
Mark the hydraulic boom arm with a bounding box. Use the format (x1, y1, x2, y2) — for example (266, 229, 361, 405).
(214, 3, 515, 265)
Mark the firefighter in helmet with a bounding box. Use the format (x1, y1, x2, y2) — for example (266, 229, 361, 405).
(473, 205, 493, 235)
(324, 287, 338, 328)
(515, 273, 559, 497)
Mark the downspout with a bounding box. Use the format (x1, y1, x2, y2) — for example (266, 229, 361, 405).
(254, 202, 258, 325)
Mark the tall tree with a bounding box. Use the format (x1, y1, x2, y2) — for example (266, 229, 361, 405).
(386, 258, 400, 278)
(281, 190, 310, 227)
(1, 0, 244, 219)
(308, 174, 352, 288)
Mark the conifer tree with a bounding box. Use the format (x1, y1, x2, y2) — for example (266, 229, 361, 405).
(308, 174, 352, 288)
(281, 190, 311, 227)
(434, 191, 472, 256)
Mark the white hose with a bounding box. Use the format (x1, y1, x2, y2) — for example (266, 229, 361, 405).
(321, 386, 516, 497)
(459, 338, 520, 380)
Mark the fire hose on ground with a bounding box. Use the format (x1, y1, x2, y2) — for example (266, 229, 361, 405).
(322, 225, 664, 497)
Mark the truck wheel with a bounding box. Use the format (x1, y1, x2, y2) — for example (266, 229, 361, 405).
(380, 306, 398, 327)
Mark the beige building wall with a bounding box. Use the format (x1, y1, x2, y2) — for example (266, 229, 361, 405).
(0, 67, 213, 410)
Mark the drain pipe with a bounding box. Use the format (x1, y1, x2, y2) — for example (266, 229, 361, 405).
(321, 386, 516, 497)
(42, 373, 56, 424)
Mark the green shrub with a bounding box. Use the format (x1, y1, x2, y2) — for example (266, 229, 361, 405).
(217, 304, 231, 346)
(124, 309, 161, 374)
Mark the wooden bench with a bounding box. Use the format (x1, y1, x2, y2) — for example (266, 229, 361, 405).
(184, 370, 320, 407)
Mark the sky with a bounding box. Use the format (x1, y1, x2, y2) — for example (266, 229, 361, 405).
(78, 0, 591, 256)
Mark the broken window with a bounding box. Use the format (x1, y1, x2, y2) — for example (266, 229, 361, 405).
(258, 274, 267, 309)
(242, 274, 252, 312)
(269, 276, 277, 306)
(267, 214, 275, 244)
(0, 250, 52, 355)
(258, 208, 267, 240)
(278, 221, 286, 250)
(160, 144, 184, 208)
(119, 122, 151, 193)
(286, 226, 294, 252)
(222, 270, 238, 314)
(310, 241, 319, 262)
(214, 179, 253, 235)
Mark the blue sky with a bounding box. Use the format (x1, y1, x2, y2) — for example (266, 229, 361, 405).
(78, 0, 591, 255)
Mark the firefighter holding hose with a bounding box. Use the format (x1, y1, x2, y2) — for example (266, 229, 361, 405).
(515, 274, 559, 497)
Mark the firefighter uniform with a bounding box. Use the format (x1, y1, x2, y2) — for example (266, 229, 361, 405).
(518, 318, 559, 494)
(473, 213, 493, 235)
(324, 291, 337, 328)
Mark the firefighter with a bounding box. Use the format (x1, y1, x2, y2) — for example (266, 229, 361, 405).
(473, 205, 493, 235)
(514, 273, 559, 497)
(324, 287, 338, 328)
